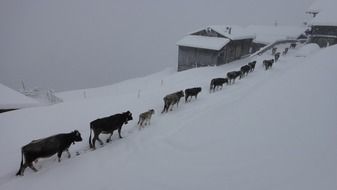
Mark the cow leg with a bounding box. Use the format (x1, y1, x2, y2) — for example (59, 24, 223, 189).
(28, 163, 38, 172)
(118, 128, 123, 138)
(57, 151, 63, 162)
(161, 103, 168, 113)
(92, 134, 103, 149)
(106, 133, 113, 143)
(96, 136, 104, 145)
(169, 103, 173, 111)
(93, 133, 104, 145)
(166, 103, 170, 112)
(18, 162, 30, 175)
(16, 163, 27, 176)
(66, 149, 71, 158)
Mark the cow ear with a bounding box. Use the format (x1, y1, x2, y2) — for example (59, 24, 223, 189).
(74, 130, 80, 137)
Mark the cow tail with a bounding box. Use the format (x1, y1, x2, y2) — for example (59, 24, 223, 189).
(16, 149, 24, 176)
(89, 124, 93, 148)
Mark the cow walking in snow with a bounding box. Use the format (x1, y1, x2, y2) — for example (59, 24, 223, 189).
(89, 111, 133, 149)
(282, 48, 289, 55)
(272, 47, 277, 55)
(248, 61, 256, 72)
(138, 109, 155, 129)
(210, 78, 228, 93)
(227, 71, 242, 85)
(161, 91, 184, 113)
(240, 65, 251, 78)
(16, 130, 82, 176)
(185, 87, 202, 102)
(274, 52, 281, 62)
(263, 59, 274, 70)
(290, 43, 297, 49)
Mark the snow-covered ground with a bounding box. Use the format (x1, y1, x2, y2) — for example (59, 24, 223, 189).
(0, 44, 336, 190)
(0, 83, 40, 110)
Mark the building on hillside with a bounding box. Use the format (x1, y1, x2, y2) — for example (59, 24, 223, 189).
(0, 83, 40, 113)
(307, 0, 337, 47)
(246, 25, 307, 52)
(176, 25, 255, 71)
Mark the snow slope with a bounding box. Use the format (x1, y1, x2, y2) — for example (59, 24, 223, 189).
(0, 44, 336, 190)
(0, 83, 40, 109)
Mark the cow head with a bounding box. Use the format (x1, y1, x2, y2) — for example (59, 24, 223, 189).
(178, 90, 184, 98)
(149, 109, 155, 115)
(71, 130, 83, 143)
(123, 111, 133, 124)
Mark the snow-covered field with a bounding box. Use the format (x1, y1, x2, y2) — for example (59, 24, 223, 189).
(0, 44, 336, 190)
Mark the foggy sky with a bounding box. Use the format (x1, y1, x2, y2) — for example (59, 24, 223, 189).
(0, 0, 314, 92)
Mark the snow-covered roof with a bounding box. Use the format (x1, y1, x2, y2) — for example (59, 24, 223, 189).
(309, 0, 337, 26)
(189, 25, 255, 40)
(246, 25, 305, 44)
(209, 25, 256, 40)
(176, 35, 230, 50)
(0, 83, 40, 110)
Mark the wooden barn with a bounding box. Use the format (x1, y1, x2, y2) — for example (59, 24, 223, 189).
(176, 25, 255, 71)
(307, 0, 337, 47)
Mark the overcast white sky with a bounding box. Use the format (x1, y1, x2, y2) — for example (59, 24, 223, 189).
(0, 0, 315, 92)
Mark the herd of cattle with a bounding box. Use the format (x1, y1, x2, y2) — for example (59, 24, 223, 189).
(15, 42, 296, 176)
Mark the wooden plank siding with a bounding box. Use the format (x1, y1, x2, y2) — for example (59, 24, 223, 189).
(178, 38, 253, 71)
(178, 46, 218, 71)
(309, 25, 337, 47)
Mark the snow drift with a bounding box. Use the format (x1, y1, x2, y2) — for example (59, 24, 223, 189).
(0, 44, 336, 190)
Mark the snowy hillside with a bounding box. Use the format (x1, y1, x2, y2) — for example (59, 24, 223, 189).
(0, 44, 336, 190)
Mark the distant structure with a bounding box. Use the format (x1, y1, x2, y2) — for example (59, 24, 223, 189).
(246, 25, 306, 53)
(307, 0, 337, 47)
(176, 25, 255, 71)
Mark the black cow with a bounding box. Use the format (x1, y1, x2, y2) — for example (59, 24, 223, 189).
(16, 130, 82, 176)
(209, 78, 228, 93)
(272, 47, 277, 55)
(185, 87, 202, 102)
(274, 52, 281, 62)
(282, 48, 289, 55)
(240, 65, 251, 78)
(248, 61, 256, 72)
(290, 43, 297, 49)
(161, 91, 184, 113)
(227, 71, 242, 85)
(89, 111, 133, 149)
(263, 59, 274, 70)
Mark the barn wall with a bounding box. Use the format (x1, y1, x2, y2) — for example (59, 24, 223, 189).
(311, 25, 337, 36)
(219, 39, 253, 65)
(309, 36, 337, 47)
(177, 38, 253, 71)
(309, 25, 337, 47)
(178, 46, 218, 71)
(251, 42, 266, 53)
